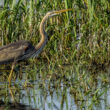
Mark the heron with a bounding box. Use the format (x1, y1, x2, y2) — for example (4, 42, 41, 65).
(0, 9, 72, 87)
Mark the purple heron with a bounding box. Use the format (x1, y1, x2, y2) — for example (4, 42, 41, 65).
(0, 9, 72, 86)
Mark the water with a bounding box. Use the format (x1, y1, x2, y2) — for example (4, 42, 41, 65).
(0, 1, 3, 7)
(0, 66, 110, 110)
(19, 84, 77, 110)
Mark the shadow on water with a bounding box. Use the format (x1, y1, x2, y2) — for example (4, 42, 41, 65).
(0, 62, 110, 110)
(0, 100, 37, 110)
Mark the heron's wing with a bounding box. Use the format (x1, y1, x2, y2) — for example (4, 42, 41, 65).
(0, 40, 34, 64)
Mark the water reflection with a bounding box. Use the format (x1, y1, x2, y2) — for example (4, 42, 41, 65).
(0, 64, 110, 110)
(0, 100, 36, 110)
(19, 82, 77, 110)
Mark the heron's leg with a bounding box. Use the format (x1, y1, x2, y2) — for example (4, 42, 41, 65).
(8, 62, 16, 87)
(9, 87, 16, 102)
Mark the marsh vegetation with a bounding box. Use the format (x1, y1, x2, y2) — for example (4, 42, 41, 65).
(0, 0, 110, 109)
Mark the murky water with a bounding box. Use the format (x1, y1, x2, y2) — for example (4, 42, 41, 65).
(19, 81, 77, 110)
(0, 65, 110, 110)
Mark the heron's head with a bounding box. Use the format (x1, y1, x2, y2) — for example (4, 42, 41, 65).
(46, 9, 72, 17)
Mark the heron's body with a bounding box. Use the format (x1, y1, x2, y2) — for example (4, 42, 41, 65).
(0, 9, 72, 86)
(0, 40, 36, 64)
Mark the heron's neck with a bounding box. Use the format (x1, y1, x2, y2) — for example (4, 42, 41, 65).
(35, 15, 48, 50)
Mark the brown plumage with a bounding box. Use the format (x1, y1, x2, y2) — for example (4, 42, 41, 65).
(0, 40, 36, 64)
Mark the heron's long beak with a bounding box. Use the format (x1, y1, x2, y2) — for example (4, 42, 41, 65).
(55, 8, 72, 14)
